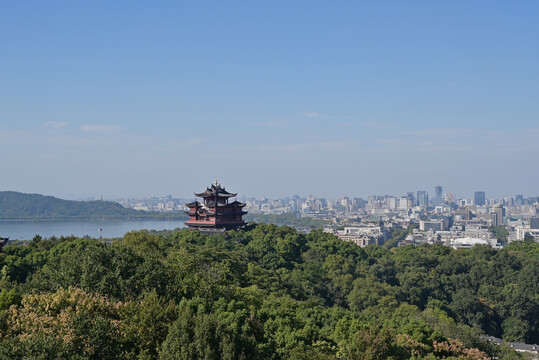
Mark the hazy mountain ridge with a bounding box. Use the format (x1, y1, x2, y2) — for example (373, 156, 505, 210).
(0, 191, 180, 220)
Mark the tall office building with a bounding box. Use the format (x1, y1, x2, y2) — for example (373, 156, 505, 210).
(398, 197, 409, 210)
(388, 197, 397, 209)
(474, 191, 486, 206)
(491, 204, 505, 226)
(407, 192, 415, 205)
(417, 191, 428, 206)
(433, 185, 442, 205)
(435, 185, 442, 200)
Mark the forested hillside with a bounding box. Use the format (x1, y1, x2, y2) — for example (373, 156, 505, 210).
(0, 224, 537, 359)
(0, 191, 182, 220)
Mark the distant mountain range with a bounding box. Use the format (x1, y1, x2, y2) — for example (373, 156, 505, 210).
(0, 191, 185, 220)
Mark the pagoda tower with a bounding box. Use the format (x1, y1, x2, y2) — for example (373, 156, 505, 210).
(185, 181, 247, 231)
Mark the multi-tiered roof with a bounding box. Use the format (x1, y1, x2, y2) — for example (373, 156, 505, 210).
(185, 181, 247, 231)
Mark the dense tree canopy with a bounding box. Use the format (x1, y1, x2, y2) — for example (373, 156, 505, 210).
(0, 224, 536, 359)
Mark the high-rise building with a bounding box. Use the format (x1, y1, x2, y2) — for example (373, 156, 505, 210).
(432, 185, 443, 205)
(516, 195, 523, 206)
(407, 192, 415, 206)
(435, 185, 442, 200)
(474, 191, 486, 206)
(530, 217, 539, 229)
(417, 191, 428, 206)
(398, 197, 409, 210)
(491, 204, 505, 226)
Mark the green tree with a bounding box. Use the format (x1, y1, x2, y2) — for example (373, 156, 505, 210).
(160, 299, 264, 360)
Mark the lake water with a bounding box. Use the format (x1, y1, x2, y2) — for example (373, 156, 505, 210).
(0, 220, 186, 241)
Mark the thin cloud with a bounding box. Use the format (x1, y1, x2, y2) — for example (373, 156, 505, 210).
(417, 144, 469, 152)
(359, 120, 399, 129)
(81, 124, 123, 133)
(259, 141, 357, 152)
(0, 129, 35, 146)
(260, 143, 314, 152)
(254, 121, 299, 128)
(44, 121, 68, 128)
(404, 128, 477, 137)
(375, 138, 404, 144)
(169, 138, 205, 147)
(184, 138, 204, 146)
(302, 112, 321, 118)
(46, 136, 91, 146)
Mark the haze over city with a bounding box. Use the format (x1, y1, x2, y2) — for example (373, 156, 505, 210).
(2, 2, 538, 199)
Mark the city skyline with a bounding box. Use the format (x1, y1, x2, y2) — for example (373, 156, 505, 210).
(2, 2, 539, 199)
(101, 187, 535, 204)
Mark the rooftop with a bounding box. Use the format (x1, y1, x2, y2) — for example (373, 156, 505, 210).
(194, 180, 237, 198)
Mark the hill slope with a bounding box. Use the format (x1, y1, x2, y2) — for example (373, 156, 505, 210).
(0, 191, 176, 220)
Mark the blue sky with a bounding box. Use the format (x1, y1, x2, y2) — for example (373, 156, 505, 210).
(1, 1, 538, 199)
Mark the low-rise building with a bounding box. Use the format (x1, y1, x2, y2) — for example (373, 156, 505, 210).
(515, 226, 539, 241)
(419, 219, 448, 232)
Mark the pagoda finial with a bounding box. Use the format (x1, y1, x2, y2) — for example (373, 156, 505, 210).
(214, 179, 219, 186)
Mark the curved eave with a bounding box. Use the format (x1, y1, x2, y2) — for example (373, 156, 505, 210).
(229, 201, 246, 207)
(194, 191, 212, 197)
(196, 194, 237, 199)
